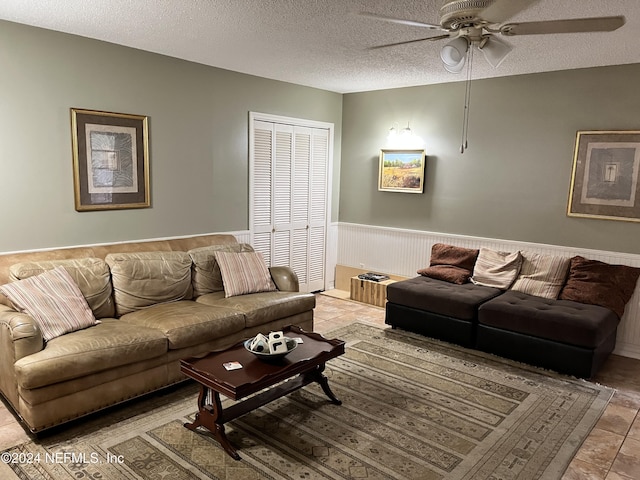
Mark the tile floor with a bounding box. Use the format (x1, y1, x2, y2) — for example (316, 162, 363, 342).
(0, 292, 638, 479)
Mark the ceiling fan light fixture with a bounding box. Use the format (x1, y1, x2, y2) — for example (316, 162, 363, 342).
(443, 59, 467, 73)
(479, 35, 513, 68)
(440, 37, 469, 73)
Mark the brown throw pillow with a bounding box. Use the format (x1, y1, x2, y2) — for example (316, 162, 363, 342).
(417, 265, 471, 285)
(429, 243, 479, 271)
(559, 256, 640, 318)
(418, 243, 479, 284)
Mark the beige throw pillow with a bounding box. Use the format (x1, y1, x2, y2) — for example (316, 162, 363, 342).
(0, 266, 98, 341)
(215, 251, 277, 298)
(471, 248, 522, 289)
(511, 252, 570, 299)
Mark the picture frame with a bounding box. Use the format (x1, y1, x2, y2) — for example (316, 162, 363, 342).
(70, 108, 150, 211)
(378, 149, 426, 193)
(567, 130, 640, 222)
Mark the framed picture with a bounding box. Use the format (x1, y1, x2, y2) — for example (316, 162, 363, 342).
(378, 149, 426, 193)
(567, 130, 640, 222)
(71, 108, 150, 211)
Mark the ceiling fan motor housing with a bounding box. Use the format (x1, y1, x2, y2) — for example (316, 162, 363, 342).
(440, 0, 495, 29)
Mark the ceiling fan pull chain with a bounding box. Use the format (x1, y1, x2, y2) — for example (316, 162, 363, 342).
(461, 45, 473, 153)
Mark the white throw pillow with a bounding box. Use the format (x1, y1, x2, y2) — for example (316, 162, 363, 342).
(471, 248, 522, 289)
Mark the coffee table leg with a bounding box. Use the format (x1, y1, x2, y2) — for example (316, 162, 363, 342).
(184, 385, 241, 460)
(307, 364, 342, 405)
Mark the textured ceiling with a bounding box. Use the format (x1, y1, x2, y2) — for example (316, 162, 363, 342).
(1, 0, 639, 93)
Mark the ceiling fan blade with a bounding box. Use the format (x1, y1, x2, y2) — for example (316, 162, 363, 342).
(369, 34, 450, 50)
(501, 16, 626, 36)
(480, 0, 541, 24)
(359, 12, 444, 30)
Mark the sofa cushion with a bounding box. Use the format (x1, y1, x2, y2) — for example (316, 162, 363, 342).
(510, 252, 570, 300)
(559, 256, 640, 319)
(119, 300, 245, 349)
(196, 291, 316, 328)
(386, 276, 502, 321)
(215, 251, 277, 298)
(189, 243, 254, 297)
(0, 266, 98, 341)
(471, 248, 522, 289)
(8, 258, 115, 318)
(106, 251, 193, 316)
(478, 290, 619, 349)
(14, 319, 167, 389)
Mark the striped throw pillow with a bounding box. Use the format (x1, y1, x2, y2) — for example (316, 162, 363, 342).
(0, 266, 98, 341)
(215, 251, 277, 298)
(511, 252, 570, 299)
(189, 243, 254, 296)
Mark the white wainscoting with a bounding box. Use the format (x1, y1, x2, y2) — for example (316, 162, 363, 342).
(337, 222, 640, 360)
(231, 230, 251, 244)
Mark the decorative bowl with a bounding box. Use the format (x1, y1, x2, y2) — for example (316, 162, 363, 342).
(244, 337, 298, 361)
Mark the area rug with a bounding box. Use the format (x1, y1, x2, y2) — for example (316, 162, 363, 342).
(1, 322, 613, 480)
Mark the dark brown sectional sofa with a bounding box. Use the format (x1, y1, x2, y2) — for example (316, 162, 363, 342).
(386, 243, 640, 378)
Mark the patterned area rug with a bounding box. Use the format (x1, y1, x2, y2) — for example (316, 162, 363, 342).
(1, 323, 612, 479)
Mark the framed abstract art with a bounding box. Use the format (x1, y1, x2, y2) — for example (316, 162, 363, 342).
(567, 130, 640, 222)
(71, 108, 150, 211)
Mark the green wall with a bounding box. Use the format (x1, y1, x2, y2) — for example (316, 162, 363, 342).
(3, 19, 640, 256)
(340, 64, 640, 254)
(0, 20, 342, 252)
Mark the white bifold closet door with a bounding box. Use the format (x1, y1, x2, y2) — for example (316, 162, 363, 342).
(251, 118, 329, 292)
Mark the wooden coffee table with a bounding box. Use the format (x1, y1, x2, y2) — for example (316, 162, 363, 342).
(180, 325, 345, 460)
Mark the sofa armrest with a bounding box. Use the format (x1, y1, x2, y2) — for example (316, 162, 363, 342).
(269, 266, 300, 292)
(0, 307, 44, 361)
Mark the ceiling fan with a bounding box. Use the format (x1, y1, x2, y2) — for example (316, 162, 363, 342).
(361, 0, 625, 153)
(362, 0, 625, 72)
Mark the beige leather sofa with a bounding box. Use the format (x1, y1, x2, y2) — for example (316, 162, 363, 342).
(0, 234, 315, 433)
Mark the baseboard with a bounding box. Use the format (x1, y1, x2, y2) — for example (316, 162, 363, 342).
(614, 342, 640, 360)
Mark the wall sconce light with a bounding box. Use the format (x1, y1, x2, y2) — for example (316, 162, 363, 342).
(387, 124, 398, 142)
(386, 122, 424, 149)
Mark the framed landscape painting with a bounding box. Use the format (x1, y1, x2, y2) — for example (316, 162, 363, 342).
(378, 149, 426, 193)
(71, 108, 150, 211)
(567, 130, 640, 222)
